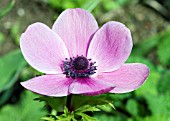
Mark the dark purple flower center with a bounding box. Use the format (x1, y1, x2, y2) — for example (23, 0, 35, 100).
(63, 56, 97, 78)
(73, 56, 88, 70)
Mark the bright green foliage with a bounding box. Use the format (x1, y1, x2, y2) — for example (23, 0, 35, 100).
(0, 91, 48, 121)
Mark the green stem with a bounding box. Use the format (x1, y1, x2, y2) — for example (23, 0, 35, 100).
(66, 94, 72, 112)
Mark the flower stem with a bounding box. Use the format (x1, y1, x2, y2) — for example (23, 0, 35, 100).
(66, 94, 72, 112)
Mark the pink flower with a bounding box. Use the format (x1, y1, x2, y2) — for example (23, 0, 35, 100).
(20, 8, 149, 97)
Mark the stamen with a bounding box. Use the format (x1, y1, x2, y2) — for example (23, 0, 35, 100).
(63, 56, 97, 78)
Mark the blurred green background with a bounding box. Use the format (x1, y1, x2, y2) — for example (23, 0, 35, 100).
(0, 0, 170, 121)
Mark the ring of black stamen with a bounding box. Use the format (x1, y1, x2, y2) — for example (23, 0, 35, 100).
(63, 56, 97, 78)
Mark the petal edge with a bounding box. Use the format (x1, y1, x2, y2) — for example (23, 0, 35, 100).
(52, 8, 98, 57)
(87, 21, 133, 73)
(97, 63, 149, 93)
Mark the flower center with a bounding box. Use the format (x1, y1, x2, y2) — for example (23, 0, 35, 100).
(63, 56, 97, 78)
(73, 56, 88, 70)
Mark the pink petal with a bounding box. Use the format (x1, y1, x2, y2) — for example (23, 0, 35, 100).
(87, 21, 132, 73)
(20, 22, 69, 74)
(97, 63, 149, 93)
(69, 77, 114, 95)
(21, 74, 72, 97)
(52, 8, 98, 57)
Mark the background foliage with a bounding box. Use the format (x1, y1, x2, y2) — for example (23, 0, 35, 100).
(0, 0, 170, 121)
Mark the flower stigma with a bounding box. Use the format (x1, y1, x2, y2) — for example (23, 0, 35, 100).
(63, 56, 97, 78)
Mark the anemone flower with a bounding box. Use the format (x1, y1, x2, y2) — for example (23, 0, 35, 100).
(20, 8, 149, 97)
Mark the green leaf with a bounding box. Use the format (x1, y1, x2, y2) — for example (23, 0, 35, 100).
(76, 105, 100, 113)
(0, 86, 13, 106)
(126, 99, 138, 116)
(10, 23, 20, 45)
(94, 113, 126, 121)
(47, 0, 86, 9)
(0, 91, 47, 121)
(56, 107, 73, 121)
(133, 27, 170, 56)
(81, 0, 101, 12)
(145, 93, 170, 117)
(0, 0, 15, 19)
(41, 116, 56, 121)
(0, 50, 27, 92)
(71, 94, 114, 111)
(102, 0, 134, 11)
(76, 112, 98, 121)
(157, 33, 170, 65)
(139, 114, 170, 121)
(157, 70, 170, 94)
(35, 96, 66, 112)
(64, 106, 69, 115)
